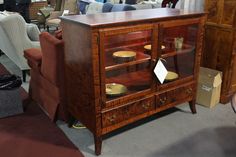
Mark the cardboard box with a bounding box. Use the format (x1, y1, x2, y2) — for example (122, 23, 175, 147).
(196, 67, 222, 108)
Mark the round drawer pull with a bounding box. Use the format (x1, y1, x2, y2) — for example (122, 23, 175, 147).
(142, 103, 150, 109)
(107, 114, 117, 123)
(186, 88, 193, 94)
(160, 97, 167, 104)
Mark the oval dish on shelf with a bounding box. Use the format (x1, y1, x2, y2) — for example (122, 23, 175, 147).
(144, 45, 166, 50)
(144, 44, 152, 50)
(113, 51, 136, 63)
(106, 83, 127, 97)
(165, 71, 179, 81)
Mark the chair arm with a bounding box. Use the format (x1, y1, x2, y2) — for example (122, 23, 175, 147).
(54, 29, 62, 40)
(24, 48, 42, 70)
(26, 23, 40, 41)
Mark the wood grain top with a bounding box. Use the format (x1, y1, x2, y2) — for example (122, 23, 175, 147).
(60, 8, 205, 28)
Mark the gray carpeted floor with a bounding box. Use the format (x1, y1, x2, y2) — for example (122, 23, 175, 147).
(58, 104, 236, 157)
(1, 54, 236, 157)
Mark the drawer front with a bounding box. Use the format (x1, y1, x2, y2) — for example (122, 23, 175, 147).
(175, 84, 194, 101)
(102, 97, 154, 128)
(156, 84, 194, 107)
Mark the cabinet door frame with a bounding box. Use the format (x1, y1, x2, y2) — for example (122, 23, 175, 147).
(156, 18, 203, 89)
(98, 24, 156, 108)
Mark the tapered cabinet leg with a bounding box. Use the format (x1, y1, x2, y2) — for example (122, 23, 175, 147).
(67, 115, 76, 128)
(94, 135, 102, 156)
(23, 84, 32, 111)
(0, 49, 3, 56)
(189, 99, 197, 114)
(22, 70, 27, 82)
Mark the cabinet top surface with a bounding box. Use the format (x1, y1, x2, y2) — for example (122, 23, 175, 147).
(60, 8, 205, 28)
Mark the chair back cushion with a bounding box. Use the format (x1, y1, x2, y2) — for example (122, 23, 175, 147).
(111, 4, 136, 12)
(102, 3, 136, 12)
(102, 2, 113, 13)
(40, 32, 64, 86)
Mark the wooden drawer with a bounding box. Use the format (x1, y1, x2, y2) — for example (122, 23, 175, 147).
(156, 84, 194, 107)
(102, 97, 154, 128)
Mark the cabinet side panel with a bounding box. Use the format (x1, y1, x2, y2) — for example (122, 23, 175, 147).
(194, 16, 206, 99)
(61, 22, 98, 132)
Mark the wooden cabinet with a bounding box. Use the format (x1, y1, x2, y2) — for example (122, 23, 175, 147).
(61, 8, 206, 155)
(203, 0, 236, 103)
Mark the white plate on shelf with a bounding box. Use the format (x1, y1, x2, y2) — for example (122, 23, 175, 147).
(112, 51, 136, 63)
(106, 83, 127, 97)
(165, 71, 179, 81)
(144, 45, 166, 50)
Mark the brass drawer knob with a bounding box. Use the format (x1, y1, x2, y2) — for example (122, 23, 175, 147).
(142, 103, 150, 109)
(186, 88, 193, 94)
(160, 97, 167, 104)
(107, 114, 116, 123)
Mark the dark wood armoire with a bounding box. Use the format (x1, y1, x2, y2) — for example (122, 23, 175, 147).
(203, 0, 236, 103)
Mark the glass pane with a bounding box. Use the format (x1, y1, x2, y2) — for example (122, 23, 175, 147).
(103, 30, 152, 100)
(160, 24, 198, 83)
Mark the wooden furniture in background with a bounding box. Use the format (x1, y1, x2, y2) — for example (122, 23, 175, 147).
(29, 1, 48, 20)
(61, 8, 206, 155)
(203, 0, 236, 103)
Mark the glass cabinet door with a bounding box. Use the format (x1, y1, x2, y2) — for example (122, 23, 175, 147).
(158, 21, 199, 84)
(100, 26, 154, 102)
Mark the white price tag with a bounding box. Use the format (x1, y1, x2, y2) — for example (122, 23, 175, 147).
(154, 59, 168, 84)
(62, 10, 69, 16)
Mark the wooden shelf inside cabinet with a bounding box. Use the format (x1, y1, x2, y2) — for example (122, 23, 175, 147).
(162, 73, 193, 84)
(106, 69, 152, 100)
(105, 51, 151, 71)
(105, 41, 150, 53)
(161, 44, 195, 58)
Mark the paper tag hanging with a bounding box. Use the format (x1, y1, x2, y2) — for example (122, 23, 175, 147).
(154, 59, 168, 84)
(62, 10, 69, 16)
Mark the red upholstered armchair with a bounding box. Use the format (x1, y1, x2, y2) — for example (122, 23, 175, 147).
(24, 32, 68, 121)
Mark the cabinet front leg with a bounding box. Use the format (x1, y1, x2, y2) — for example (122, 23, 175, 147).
(67, 115, 76, 128)
(189, 99, 196, 114)
(94, 135, 102, 155)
